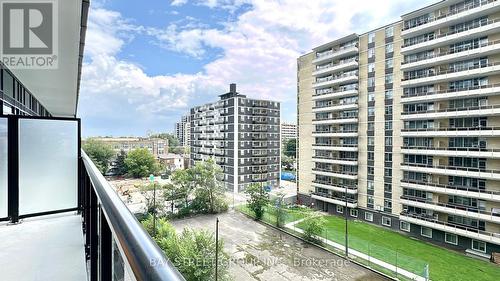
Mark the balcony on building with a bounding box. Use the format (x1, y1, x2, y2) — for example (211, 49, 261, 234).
(312, 101, 358, 113)
(312, 128, 358, 138)
(401, 143, 500, 159)
(312, 114, 358, 125)
(401, 178, 500, 202)
(312, 34, 359, 65)
(401, 82, 500, 103)
(401, 17, 500, 54)
(399, 211, 500, 245)
(400, 162, 500, 180)
(401, 104, 500, 120)
(311, 192, 358, 208)
(401, 0, 500, 37)
(312, 142, 358, 152)
(312, 167, 358, 180)
(401, 126, 500, 137)
(312, 71, 359, 89)
(401, 61, 500, 87)
(312, 86, 359, 101)
(312, 57, 359, 77)
(401, 39, 500, 71)
(312, 179, 358, 194)
(400, 195, 500, 224)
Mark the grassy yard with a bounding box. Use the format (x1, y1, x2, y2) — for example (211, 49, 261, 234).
(295, 215, 500, 281)
(236, 204, 308, 227)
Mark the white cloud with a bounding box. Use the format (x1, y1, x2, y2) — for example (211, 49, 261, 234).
(171, 0, 188, 6)
(79, 0, 436, 136)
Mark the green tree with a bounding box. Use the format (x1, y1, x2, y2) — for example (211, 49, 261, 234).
(171, 169, 194, 208)
(115, 150, 127, 175)
(274, 192, 286, 227)
(301, 214, 326, 243)
(245, 183, 270, 220)
(125, 148, 160, 178)
(191, 159, 228, 214)
(281, 154, 294, 171)
(82, 139, 115, 174)
(141, 216, 231, 281)
(139, 183, 166, 216)
(284, 138, 297, 158)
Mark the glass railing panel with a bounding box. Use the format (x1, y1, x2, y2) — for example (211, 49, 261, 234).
(18, 119, 78, 215)
(0, 118, 7, 218)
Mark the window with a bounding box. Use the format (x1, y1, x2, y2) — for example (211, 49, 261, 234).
(350, 209, 358, 217)
(385, 26, 394, 37)
(472, 239, 486, 253)
(368, 63, 375, 73)
(367, 181, 374, 191)
(368, 107, 375, 117)
(365, 212, 373, 221)
(368, 48, 375, 58)
(385, 89, 393, 100)
(368, 136, 375, 145)
(337, 205, 344, 213)
(445, 233, 458, 245)
(385, 121, 392, 130)
(385, 74, 393, 84)
(368, 77, 375, 87)
(385, 59, 393, 69)
(385, 137, 392, 146)
(400, 221, 410, 232)
(368, 32, 375, 43)
(382, 216, 391, 227)
(368, 92, 375, 102)
(385, 43, 393, 54)
(421, 226, 432, 238)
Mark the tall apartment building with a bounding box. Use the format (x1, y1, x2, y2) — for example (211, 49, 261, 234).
(175, 115, 191, 147)
(190, 84, 281, 193)
(281, 122, 297, 142)
(298, 0, 500, 257)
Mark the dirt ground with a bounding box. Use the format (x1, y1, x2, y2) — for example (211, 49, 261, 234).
(170, 210, 388, 281)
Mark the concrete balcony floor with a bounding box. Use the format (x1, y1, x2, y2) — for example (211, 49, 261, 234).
(0, 213, 87, 281)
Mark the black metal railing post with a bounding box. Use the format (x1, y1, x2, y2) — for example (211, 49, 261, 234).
(90, 186, 98, 281)
(100, 209, 112, 281)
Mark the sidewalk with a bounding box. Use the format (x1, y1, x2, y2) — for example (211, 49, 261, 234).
(285, 217, 428, 281)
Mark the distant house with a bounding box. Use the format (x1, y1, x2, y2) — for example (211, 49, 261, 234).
(158, 153, 185, 171)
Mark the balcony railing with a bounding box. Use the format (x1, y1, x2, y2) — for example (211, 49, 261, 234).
(402, 0, 497, 31)
(401, 195, 500, 218)
(313, 155, 358, 162)
(315, 45, 358, 59)
(402, 61, 500, 81)
(401, 126, 500, 132)
(402, 39, 500, 65)
(403, 17, 500, 48)
(312, 192, 358, 204)
(314, 72, 359, 85)
(312, 180, 358, 190)
(313, 86, 358, 97)
(401, 162, 500, 175)
(82, 152, 185, 281)
(402, 104, 500, 115)
(314, 143, 358, 147)
(401, 178, 500, 196)
(402, 145, 500, 153)
(312, 167, 358, 176)
(402, 82, 500, 99)
(400, 212, 500, 240)
(312, 129, 358, 134)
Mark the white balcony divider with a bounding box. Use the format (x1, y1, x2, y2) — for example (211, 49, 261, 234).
(18, 119, 78, 215)
(0, 118, 7, 218)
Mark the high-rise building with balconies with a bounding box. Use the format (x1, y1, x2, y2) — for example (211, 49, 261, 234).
(298, 0, 500, 258)
(190, 83, 281, 193)
(175, 115, 191, 147)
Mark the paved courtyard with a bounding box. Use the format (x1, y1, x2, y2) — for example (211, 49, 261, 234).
(170, 210, 388, 281)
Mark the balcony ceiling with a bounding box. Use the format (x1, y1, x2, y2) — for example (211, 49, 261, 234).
(8, 0, 89, 117)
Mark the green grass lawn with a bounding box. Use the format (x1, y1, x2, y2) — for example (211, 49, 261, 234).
(236, 204, 307, 227)
(296, 215, 500, 281)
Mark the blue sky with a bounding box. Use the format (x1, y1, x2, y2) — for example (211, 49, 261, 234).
(78, 0, 435, 137)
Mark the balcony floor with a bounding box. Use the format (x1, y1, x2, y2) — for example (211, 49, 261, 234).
(0, 213, 87, 281)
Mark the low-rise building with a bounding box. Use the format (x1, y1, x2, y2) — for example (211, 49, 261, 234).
(90, 137, 168, 157)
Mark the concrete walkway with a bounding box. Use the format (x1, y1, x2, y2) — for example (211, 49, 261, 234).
(285, 217, 428, 281)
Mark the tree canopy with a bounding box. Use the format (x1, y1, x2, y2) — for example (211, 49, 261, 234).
(82, 139, 115, 174)
(125, 148, 160, 178)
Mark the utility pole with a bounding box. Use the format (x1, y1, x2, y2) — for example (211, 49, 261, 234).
(215, 217, 219, 281)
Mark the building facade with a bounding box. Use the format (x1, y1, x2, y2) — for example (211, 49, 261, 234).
(298, 0, 500, 256)
(89, 137, 168, 157)
(175, 115, 191, 147)
(281, 122, 297, 142)
(190, 84, 281, 193)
